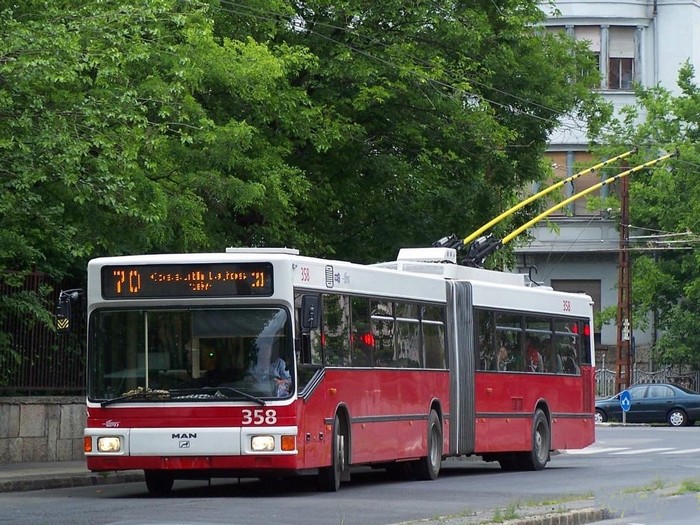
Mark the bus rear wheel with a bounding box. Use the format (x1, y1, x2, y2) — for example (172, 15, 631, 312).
(498, 409, 550, 472)
(413, 409, 442, 480)
(521, 409, 550, 471)
(144, 470, 174, 495)
(318, 414, 348, 492)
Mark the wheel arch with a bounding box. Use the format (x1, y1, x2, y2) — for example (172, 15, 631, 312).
(333, 403, 351, 461)
(429, 398, 443, 424)
(534, 399, 551, 424)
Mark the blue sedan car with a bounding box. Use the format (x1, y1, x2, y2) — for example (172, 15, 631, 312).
(595, 383, 700, 427)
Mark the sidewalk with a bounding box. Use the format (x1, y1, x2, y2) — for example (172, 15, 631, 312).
(0, 460, 143, 493)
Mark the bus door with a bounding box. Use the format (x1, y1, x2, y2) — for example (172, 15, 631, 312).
(446, 280, 476, 455)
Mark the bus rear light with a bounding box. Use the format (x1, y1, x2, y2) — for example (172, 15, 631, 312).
(83, 436, 93, 453)
(251, 435, 275, 451)
(281, 435, 296, 451)
(97, 436, 122, 453)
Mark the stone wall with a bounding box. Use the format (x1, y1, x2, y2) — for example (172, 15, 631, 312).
(0, 397, 84, 463)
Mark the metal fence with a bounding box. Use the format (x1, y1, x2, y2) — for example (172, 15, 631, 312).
(0, 273, 85, 395)
(596, 366, 700, 398)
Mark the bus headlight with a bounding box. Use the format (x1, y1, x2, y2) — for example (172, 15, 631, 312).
(251, 435, 275, 451)
(97, 436, 122, 453)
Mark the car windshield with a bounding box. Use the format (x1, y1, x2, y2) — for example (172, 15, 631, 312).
(88, 307, 294, 403)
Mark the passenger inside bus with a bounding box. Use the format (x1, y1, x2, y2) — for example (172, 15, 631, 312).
(245, 336, 292, 397)
(559, 342, 579, 374)
(526, 336, 544, 372)
(496, 344, 509, 371)
(541, 337, 562, 373)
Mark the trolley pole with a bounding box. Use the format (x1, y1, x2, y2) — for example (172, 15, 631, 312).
(615, 175, 633, 392)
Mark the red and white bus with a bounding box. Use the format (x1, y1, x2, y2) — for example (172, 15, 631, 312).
(79, 246, 595, 494)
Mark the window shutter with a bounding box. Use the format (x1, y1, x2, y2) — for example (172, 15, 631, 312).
(609, 27, 635, 58)
(574, 26, 600, 52)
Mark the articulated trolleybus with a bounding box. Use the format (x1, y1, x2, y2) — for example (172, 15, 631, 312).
(81, 247, 595, 494)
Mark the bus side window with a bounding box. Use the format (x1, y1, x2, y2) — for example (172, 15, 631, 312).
(351, 297, 372, 366)
(323, 294, 350, 366)
(423, 305, 446, 369)
(475, 309, 495, 370)
(553, 320, 580, 375)
(295, 294, 322, 365)
(495, 311, 522, 372)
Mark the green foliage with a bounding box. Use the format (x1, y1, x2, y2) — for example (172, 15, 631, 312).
(270, 0, 604, 262)
(1, 0, 605, 388)
(591, 61, 700, 370)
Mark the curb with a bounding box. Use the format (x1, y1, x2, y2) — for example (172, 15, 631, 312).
(407, 502, 613, 525)
(488, 507, 609, 525)
(0, 471, 144, 493)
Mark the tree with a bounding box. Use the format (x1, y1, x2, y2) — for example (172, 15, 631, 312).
(590, 62, 700, 370)
(0, 0, 323, 379)
(1, 1, 605, 387)
(259, 0, 603, 262)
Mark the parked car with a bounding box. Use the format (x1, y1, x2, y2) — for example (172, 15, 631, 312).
(595, 383, 700, 427)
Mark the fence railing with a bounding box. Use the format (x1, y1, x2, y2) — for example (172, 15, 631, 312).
(0, 273, 85, 395)
(596, 366, 700, 397)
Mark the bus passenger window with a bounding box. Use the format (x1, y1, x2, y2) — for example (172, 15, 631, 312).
(423, 305, 446, 369)
(371, 300, 394, 366)
(323, 294, 350, 366)
(476, 309, 495, 370)
(553, 320, 580, 375)
(351, 297, 372, 366)
(394, 303, 420, 368)
(495, 312, 522, 371)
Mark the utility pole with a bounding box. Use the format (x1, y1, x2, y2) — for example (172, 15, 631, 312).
(615, 174, 632, 392)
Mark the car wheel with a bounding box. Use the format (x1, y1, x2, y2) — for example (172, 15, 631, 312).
(668, 408, 688, 427)
(594, 409, 607, 423)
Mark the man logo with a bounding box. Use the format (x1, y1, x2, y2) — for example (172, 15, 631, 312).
(172, 433, 197, 439)
(179, 441, 191, 449)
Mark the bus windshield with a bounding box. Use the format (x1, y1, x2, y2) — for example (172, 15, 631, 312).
(88, 307, 294, 403)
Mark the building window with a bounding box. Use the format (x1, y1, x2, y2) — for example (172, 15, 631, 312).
(574, 26, 601, 69)
(608, 27, 635, 90)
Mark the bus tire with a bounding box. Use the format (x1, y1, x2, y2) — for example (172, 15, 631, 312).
(413, 409, 442, 480)
(318, 414, 347, 492)
(521, 408, 550, 471)
(144, 470, 174, 495)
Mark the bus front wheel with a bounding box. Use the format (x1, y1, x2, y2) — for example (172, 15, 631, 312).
(413, 409, 442, 480)
(318, 414, 348, 492)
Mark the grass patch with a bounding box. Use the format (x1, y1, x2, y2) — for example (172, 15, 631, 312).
(490, 501, 520, 523)
(671, 479, 700, 495)
(620, 477, 665, 494)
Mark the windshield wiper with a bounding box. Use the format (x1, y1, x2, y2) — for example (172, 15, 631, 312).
(101, 387, 171, 407)
(170, 386, 266, 406)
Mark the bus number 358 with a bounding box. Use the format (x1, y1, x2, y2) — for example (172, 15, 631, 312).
(242, 409, 277, 425)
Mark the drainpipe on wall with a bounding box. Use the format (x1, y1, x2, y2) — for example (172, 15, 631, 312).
(652, 0, 659, 85)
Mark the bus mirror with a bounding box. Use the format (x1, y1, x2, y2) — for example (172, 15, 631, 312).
(300, 295, 320, 333)
(56, 289, 81, 334)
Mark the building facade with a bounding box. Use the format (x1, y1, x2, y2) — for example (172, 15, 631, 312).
(517, 1, 700, 371)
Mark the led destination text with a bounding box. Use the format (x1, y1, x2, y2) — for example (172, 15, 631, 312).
(101, 263, 273, 298)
